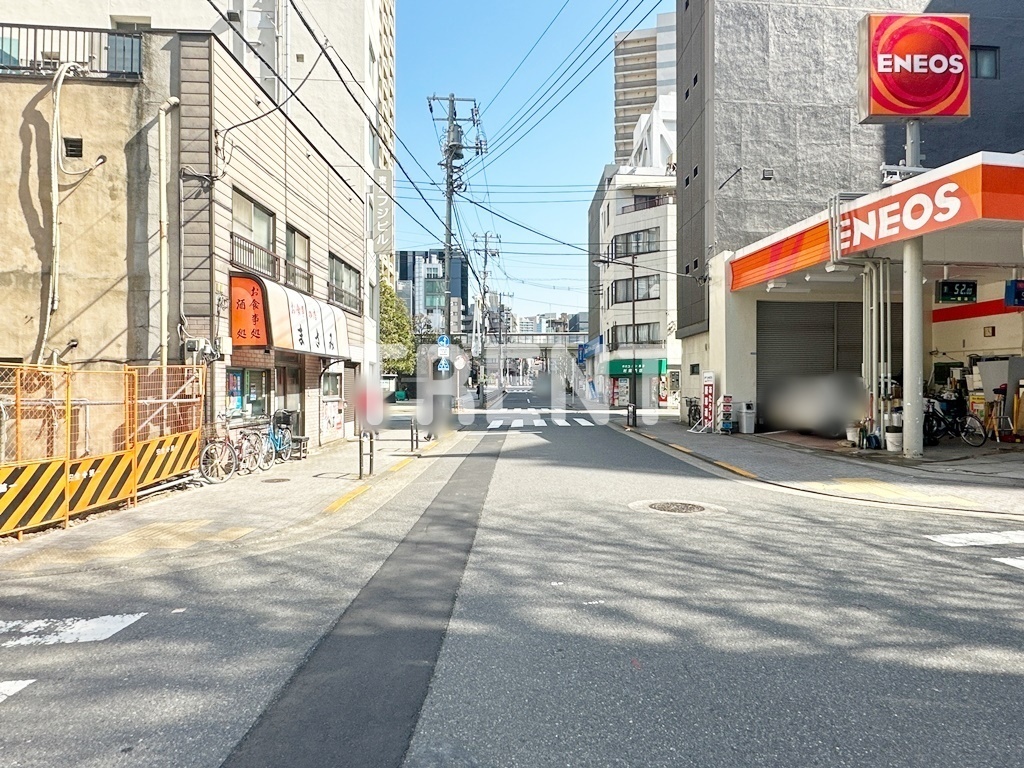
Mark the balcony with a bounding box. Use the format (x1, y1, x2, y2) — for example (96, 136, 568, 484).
(620, 195, 675, 215)
(328, 282, 362, 314)
(0, 24, 142, 79)
(231, 232, 314, 295)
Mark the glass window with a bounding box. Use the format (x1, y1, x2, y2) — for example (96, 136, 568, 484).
(613, 227, 660, 257)
(226, 368, 269, 418)
(232, 189, 274, 251)
(613, 278, 633, 304)
(322, 372, 342, 398)
(636, 275, 660, 300)
(971, 46, 999, 79)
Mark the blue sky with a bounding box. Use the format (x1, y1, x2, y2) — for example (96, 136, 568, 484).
(394, 0, 675, 317)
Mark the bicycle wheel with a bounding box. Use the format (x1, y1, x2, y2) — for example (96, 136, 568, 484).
(256, 434, 275, 471)
(277, 427, 293, 461)
(238, 432, 262, 473)
(959, 413, 987, 447)
(199, 440, 237, 483)
(923, 412, 945, 441)
(689, 405, 700, 426)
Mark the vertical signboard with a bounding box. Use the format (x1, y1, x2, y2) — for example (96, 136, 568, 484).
(858, 14, 970, 123)
(230, 277, 268, 346)
(372, 169, 394, 255)
(701, 371, 715, 426)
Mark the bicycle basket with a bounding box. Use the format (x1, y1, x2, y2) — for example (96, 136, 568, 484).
(273, 410, 293, 427)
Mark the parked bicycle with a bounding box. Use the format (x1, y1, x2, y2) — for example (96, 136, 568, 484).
(924, 398, 986, 447)
(685, 396, 701, 426)
(254, 410, 294, 470)
(199, 414, 238, 483)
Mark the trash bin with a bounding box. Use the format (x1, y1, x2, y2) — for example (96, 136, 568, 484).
(736, 402, 756, 434)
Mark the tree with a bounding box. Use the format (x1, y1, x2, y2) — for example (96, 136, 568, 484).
(379, 281, 415, 375)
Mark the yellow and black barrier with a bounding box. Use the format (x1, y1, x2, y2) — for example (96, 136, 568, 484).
(135, 430, 201, 489)
(0, 459, 68, 536)
(68, 450, 137, 516)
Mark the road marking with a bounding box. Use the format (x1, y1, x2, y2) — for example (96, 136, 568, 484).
(389, 457, 414, 473)
(994, 557, 1024, 571)
(325, 485, 369, 513)
(0, 614, 146, 647)
(553, 419, 570, 427)
(796, 478, 979, 508)
(926, 531, 1024, 547)
(511, 419, 524, 428)
(513, 408, 522, 412)
(528, 408, 539, 414)
(573, 418, 593, 426)
(0, 680, 34, 705)
(714, 461, 759, 479)
(533, 419, 546, 427)
(669, 443, 693, 454)
(487, 420, 503, 429)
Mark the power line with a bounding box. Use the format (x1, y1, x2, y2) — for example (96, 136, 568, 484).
(481, 0, 573, 116)
(455, 193, 589, 253)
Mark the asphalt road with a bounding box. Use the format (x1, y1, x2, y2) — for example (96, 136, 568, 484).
(2, 389, 1023, 767)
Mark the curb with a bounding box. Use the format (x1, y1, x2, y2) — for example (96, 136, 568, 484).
(613, 421, 1015, 518)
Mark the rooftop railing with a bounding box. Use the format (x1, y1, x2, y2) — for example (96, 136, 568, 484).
(0, 24, 142, 79)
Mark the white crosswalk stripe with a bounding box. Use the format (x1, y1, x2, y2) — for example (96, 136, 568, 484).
(511, 419, 524, 428)
(488, 420, 503, 429)
(533, 419, 546, 427)
(926, 531, 1024, 547)
(0, 613, 146, 647)
(553, 419, 570, 427)
(993, 557, 1024, 571)
(573, 418, 593, 426)
(0, 680, 34, 705)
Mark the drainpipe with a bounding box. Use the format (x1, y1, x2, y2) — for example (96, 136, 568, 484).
(158, 97, 180, 369)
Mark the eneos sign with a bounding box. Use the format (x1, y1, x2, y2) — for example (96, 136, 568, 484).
(858, 14, 970, 123)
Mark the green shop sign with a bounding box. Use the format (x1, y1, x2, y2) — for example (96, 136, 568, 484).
(608, 359, 667, 376)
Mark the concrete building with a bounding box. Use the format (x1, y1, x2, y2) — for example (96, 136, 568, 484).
(0, 24, 373, 444)
(675, 0, 1024, 447)
(396, 250, 471, 334)
(4, 0, 396, 385)
(614, 11, 675, 165)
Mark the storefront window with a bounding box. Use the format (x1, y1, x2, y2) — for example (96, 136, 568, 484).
(226, 368, 269, 418)
(322, 372, 343, 398)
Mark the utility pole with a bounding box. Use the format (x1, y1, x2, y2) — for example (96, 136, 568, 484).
(474, 232, 500, 393)
(428, 93, 486, 337)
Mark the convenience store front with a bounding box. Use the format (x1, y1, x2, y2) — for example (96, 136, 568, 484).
(708, 152, 1024, 453)
(229, 275, 358, 446)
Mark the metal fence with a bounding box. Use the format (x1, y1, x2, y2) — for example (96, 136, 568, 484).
(0, 24, 143, 78)
(0, 364, 205, 537)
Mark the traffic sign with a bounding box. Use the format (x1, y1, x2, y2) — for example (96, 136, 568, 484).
(437, 358, 450, 372)
(454, 354, 467, 370)
(437, 347, 450, 358)
(437, 334, 450, 347)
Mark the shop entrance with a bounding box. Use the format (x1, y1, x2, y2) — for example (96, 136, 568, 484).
(276, 355, 304, 436)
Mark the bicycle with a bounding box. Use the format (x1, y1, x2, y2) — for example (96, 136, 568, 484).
(254, 410, 294, 470)
(685, 396, 701, 426)
(199, 415, 238, 483)
(924, 398, 986, 447)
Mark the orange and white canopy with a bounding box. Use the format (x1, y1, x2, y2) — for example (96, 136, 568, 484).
(728, 152, 1024, 291)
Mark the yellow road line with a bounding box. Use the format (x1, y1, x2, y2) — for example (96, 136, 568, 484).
(324, 485, 369, 514)
(714, 461, 758, 479)
(669, 443, 693, 454)
(389, 457, 414, 473)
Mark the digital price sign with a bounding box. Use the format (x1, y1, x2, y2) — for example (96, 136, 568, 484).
(935, 280, 977, 303)
(1006, 280, 1024, 308)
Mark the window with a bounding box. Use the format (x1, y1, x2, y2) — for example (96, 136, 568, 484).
(612, 323, 660, 346)
(613, 227, 660, 257)
(613, 278, 633, 304)
(329, 254, 362, 313)
(322, 372, 343, 398)
(285, 226, 311, 292)
(690, 363, 700, 376)
(226, 368, 269, 417)
(635, 274, 660, 301)
(232, 189, 274, 251)
(971, 46, 999, 79)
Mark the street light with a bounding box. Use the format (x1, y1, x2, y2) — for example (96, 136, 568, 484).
(592, 256, 709, 419)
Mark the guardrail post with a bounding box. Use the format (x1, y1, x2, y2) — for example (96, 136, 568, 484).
(369, 431, 375, 476)
(358, 429, 364, 480)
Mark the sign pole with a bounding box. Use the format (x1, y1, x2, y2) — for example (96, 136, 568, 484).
(903, 119, 924, 458)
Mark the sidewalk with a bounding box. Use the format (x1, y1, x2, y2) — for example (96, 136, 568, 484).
(610, 412, 1024, 516)
(0, 424, 456, 576)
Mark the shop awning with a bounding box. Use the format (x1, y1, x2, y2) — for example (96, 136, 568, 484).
(230, 275, 351, 358)
(728, 152, 1024, 292)
(608, 358, 667, 376)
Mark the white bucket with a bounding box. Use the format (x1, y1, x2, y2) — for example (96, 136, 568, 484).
(885, 431, 903, 453)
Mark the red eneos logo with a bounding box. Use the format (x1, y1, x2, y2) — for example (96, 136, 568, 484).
(860, 14, 970, 122)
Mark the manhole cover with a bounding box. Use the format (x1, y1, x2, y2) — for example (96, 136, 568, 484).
(262, 478, 291, 483)
(648, 502, 704, 514)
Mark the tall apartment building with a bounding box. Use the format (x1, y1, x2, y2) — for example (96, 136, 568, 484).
(614, 11, 675, 164)
(675, 0, 1024, 430)
(396, 250, 471, 334)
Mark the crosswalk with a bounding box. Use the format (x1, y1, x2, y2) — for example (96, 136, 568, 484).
(486, 415, 596, 430)
(925, 528, 1024, 574)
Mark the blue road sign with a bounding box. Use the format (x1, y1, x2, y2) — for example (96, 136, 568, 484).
(437, 334, 450, 347)
(437, 358, 451, 372)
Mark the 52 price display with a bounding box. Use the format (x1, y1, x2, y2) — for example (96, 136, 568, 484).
(935, 280, 977, 304)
